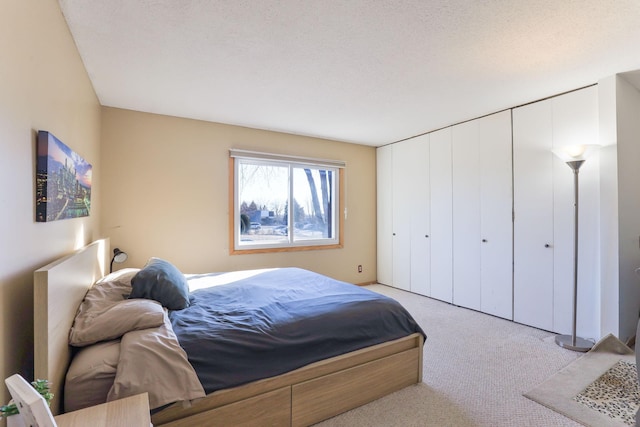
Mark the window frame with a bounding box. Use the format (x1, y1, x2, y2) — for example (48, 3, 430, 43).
(229, 150, 345, 254)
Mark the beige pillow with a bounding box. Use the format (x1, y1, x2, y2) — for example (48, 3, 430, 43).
(92, 268, 140, 302)
(69, 299, 165, 347)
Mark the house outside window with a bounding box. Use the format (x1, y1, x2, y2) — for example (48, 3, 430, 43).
(230, 149, 344, 253)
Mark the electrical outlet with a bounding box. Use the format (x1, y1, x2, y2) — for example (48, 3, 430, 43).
(357, 265, 362, 273)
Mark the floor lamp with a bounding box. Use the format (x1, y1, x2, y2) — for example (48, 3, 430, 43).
(552, 144, 600, 352)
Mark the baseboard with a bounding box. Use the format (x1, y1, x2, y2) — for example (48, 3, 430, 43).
(355, 281, 377, 286)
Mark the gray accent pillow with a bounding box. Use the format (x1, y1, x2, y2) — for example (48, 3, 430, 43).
(130, 258, 190, 310)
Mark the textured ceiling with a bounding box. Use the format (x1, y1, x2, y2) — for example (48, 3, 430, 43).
(58, 0, 640, 146)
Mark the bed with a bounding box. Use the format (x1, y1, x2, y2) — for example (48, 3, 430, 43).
(34, 239, 425, 426)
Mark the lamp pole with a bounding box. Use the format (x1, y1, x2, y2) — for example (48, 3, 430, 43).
(554, 159, 592, 352)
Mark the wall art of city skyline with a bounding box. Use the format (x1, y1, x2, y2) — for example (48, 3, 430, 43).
(36, 131, 92, 222)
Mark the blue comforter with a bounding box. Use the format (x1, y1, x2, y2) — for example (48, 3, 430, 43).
(169, 267, 425, 393)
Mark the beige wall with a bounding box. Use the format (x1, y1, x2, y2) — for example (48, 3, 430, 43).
(100, 107, 377, 285)
(0, 0, 101, 415)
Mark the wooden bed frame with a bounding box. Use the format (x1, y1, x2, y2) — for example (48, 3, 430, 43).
(34, 238, 424, 426)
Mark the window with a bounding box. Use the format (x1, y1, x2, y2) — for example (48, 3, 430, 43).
(230, 150, 344, 253)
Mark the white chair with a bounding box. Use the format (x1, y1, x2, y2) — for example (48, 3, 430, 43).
(4, 374, 56, 427)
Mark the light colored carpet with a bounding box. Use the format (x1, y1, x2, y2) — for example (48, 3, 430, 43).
(314, 284, 584, 427)
(525, 334, 637, 427)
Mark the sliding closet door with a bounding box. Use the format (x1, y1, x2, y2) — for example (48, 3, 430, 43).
(429, 128, 453, 303)
(479, 110, 513, 320)
(391, 141, 412, 291)
(377, 138, 430, 294)
(452, 111, 513, 317)
(513, 101, 554, 330)
(407, 135, 430, 296)
(513, 86, 599, 335)
(376, 145, 393, 286)
(452, 120, 482, 311)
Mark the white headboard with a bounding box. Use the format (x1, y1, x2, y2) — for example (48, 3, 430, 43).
(33, 238, 109, 414)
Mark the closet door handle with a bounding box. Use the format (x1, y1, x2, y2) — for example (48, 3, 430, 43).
(482, 239, 488, 243)
(425, 234, 429, 238)
(545, 243, 551, 248)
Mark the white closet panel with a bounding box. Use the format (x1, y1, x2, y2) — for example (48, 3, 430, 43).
(376, 145, 393, 286)
(452, 111, 513, 317)
(452, 120, 482, 311)
(407, 135, 430, 296)
(479, 110, 513, 320)
(513, 86, 599, 335)
(513, 101, 554, 330)
(429, 128, 453, 303)
(378, 138, 430, 293)
(391, 141, 412, 291)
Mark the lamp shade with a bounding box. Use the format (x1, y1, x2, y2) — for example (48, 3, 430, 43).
(112, 248, 128, 263)
(110, 248, 128, 273)
(552, 144, 600, 163)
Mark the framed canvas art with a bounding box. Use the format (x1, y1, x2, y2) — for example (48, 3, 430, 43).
(36, 131, 92, 222)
